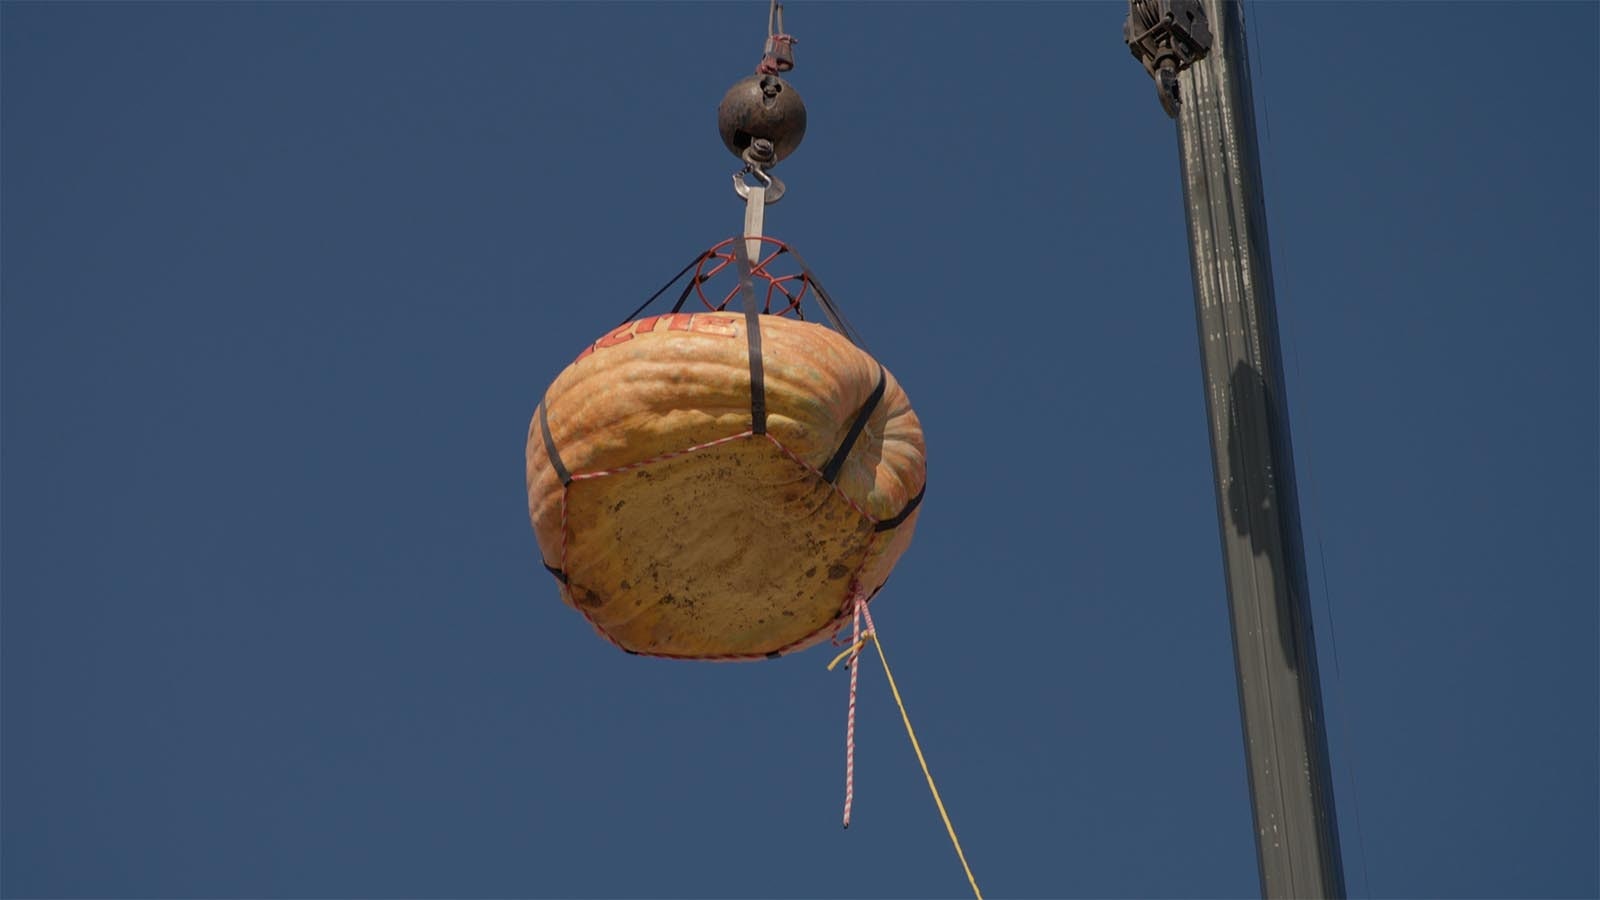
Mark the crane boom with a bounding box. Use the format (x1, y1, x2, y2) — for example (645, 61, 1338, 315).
(1127, 2, 1347, 895)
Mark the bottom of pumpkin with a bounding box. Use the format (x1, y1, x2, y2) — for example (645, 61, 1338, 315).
(557, 433, 882, 659)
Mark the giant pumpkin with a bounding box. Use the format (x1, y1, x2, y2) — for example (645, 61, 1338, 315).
(526, 298, 925, 660)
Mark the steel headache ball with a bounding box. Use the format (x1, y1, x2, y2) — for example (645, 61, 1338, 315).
(717, 73, 807, 165)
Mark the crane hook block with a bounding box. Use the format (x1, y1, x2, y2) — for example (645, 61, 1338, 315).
(717, 73, 807, 166)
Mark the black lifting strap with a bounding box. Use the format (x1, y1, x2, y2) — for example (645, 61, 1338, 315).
(874, 483, 925, 532)
(774, 247, 920, 523)
(821, 366, 887, 484)
(537, 396, 573, 584)
(620, 249, 712, 326)
(780, 243, 870, 353)
(732, 237, 768, 434)
(538, 398, 572, 487)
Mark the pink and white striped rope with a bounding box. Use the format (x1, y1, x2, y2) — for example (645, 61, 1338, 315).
(842, 584, 867, 828)
(859, 594, 879, 639)
(568, 430, 756, 482)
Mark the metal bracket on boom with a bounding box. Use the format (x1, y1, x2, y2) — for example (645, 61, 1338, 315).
(1124, 0, 1212, 118)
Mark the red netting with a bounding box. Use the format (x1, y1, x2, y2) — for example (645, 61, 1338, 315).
(694, 236, 812, 318)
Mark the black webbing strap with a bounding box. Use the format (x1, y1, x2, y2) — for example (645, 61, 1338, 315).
(732, 237, 767, 435)
(779, 244, 870, 352)
(538, 399, 572, 487)
(538, 398, 573, 583)
(619, 249, 712, 326)
(821, 366, 887, 484)
(874, 484, 925, 532)
(668, 275, 704, 314)
(537, 398, 576, 582)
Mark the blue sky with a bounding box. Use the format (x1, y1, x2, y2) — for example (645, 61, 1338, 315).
(3, 2, 1595, 898)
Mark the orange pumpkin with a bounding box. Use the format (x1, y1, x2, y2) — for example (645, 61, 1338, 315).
(526, 309, 925, 660)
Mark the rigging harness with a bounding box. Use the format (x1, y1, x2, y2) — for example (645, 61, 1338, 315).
(615, 3, 985, 896)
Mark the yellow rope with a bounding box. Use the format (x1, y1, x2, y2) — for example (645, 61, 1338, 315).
(826, 637, 869, 671)
(859, 629, 984, 900)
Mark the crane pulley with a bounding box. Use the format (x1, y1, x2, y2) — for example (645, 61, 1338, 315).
(1124, 0, 1213, 117)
